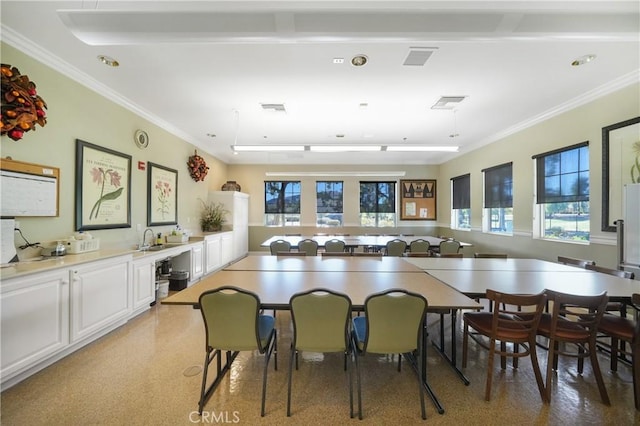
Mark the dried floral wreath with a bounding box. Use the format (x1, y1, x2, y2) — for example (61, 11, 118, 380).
(187, 150, 209, 182)
(1, 64, 48, 141)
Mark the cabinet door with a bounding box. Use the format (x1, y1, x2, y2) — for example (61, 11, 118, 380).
(1, 270, 69, 379)
(71, 257, 129, 342)
(191, 244, 204, 281)
(132, 259, 155, 310)
(205, 235, 222, 274)
(221, 233, 234, 265)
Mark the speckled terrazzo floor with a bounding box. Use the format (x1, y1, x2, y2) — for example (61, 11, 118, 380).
(1, 302, 638, 426)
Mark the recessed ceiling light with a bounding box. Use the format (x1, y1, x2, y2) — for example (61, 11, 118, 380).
(386, 145, 459, 152)
(97, 55, 119, 67)
(351, 55, 368, 67)
(571, 54, 597, 66)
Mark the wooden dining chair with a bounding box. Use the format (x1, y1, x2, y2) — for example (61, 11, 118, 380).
(536, 290, 610, 405)
(597, 293, 640, 410)
(462, 290, 547, 402)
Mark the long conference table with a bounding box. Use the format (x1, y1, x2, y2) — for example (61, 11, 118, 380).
(260, 234, 472, 251)
(163, 255, 481, 414)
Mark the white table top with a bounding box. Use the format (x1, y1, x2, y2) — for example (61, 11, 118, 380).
(261, 235, 471, 248)
(225, 255, 424, 273)
(427, 269, 640, 299)
(163, 270, 481, 310)
(403, 257, 589, 272)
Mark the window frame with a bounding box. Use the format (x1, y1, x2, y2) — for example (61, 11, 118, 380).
(451, 174, 471, 230)
(359, 181, 396, 227)
(532, 142, 590, 243)
(316, 180, 344, 227)
(264, 180, 301, 226)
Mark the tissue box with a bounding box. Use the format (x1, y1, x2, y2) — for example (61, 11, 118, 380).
(65, 238, 100, 254)
(166, 234, 189, 243)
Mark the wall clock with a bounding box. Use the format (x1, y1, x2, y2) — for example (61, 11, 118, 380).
(134, 129, 149, 149)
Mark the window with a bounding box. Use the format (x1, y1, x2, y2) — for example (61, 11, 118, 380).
(533, 142, 589, 242)
(264, 181, 301, 226)
(482, 163, 513, 235)
(316, 181, 343, 226)
(451, 174, 470, 230)
(359, 181, 396, 227)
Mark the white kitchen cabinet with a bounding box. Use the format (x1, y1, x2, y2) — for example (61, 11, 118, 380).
(221, 232, 234, 266)
(131, 257, 155, 314)
(70, 256, 129, 343)
(208, 191, 249, 262)
(204, 233, 222, 274)
(190, 242, 204, 283)
(1, 269, 70, 382)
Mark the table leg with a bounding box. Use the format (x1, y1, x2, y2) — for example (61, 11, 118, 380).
(430, 310, 470, 385)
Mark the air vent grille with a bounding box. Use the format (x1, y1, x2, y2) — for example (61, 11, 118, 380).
(403, 47, 437, 66)
(261, 103, 286, 112)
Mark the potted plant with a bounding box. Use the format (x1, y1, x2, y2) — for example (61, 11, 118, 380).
(199, 199, 228, 232)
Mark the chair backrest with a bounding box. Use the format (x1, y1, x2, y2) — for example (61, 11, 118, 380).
(297, 239, 319, 256)
(324, 239, 346, 253)
(290, 289, 352, 353)
(439, 240, 461, 254)
(409, 239, 430, 253)
(585, 264, 635, 279)
(474, 253, 508, 259)
(385, 239, 407, 257)
(545, 289, 608, 340)
(557, 256, 595, 268)
(199, 286, 262, 352)
(486, 289, 546, 339)
(270, 239, 291, 255)
(361, 289, 427, 354)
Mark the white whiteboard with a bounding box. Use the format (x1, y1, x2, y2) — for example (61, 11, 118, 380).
(1, 170, 57, 216)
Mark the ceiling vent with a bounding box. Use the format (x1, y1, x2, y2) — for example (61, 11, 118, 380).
(403, 47, 438, 66)
(261, 103, 286, 112)
(431, 96, 467, 110)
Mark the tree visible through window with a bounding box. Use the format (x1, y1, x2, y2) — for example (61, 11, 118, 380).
(264, 181, 301, 226)
(534, 142, 589, 241)
(359, 181, 396, 227)
(316, 181, 343, 226)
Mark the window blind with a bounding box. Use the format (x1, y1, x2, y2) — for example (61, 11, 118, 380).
(533, 142, 589, 204)
(451, 174, 470, 209)
(482, 163, 512, 208)
(264, 181, 301, 213)
(359, 181, 395, 213)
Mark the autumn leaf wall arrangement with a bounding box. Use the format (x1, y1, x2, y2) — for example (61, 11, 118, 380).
(187, 150, 209, 182)
(1, 64, 48, 141)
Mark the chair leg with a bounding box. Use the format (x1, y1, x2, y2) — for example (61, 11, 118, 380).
(462, 321, 469, 368)
(485, 338, 496, 401)
(198, 350, 212, 415)
(287, 344, 296, 417)
(588, 341, 611, 405)
(347, 350, 354, 419)
(632, 343, 640, 410)
(352, 344, 363, 420)
(610, 337, 619, 371)
(577, 345, 585, 374)
(398, 354, 402, 372)
(500, 341, 507, 370)
(261, 333, 277, 417)
(545, 339, 555, 403)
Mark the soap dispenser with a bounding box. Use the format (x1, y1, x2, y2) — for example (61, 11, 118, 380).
(156, 233, 163, 245)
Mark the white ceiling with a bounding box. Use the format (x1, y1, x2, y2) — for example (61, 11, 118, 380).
(2, 1, 639, 165)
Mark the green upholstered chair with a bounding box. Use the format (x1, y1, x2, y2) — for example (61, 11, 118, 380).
(287, 289, 354, 417)
(384, 239, 407, 257)
(409, 239, 430, 254)
(269, 239, 291, 255)
(462, 290, 547, 402)
(324, 238, 346, 253)
(198, 286, 277, 417)
(297, 239, 319, 256)
(352, 289, 428, 420)
(438, 239, 461, 255)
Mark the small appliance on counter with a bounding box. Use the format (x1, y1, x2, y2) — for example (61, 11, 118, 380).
(40, 241, 66, 257)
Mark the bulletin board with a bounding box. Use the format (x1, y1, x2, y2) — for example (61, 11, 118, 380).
(400, 179, 436, 220)
(0, 157, 60, 217)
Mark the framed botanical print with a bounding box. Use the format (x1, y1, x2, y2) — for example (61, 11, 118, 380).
(147, 162, 178, 226)
(75, 139, 131, 230)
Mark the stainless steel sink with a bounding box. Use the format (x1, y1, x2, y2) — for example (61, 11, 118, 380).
(148, 245, 166, 251)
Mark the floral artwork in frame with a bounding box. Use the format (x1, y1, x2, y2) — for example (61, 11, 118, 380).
(75, 139, 131, 230)
(601, 116, 640, 232)
(147, 162, 178, 226)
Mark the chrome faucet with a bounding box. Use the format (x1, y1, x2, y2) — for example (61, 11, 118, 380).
(141, 228, 154, 250)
